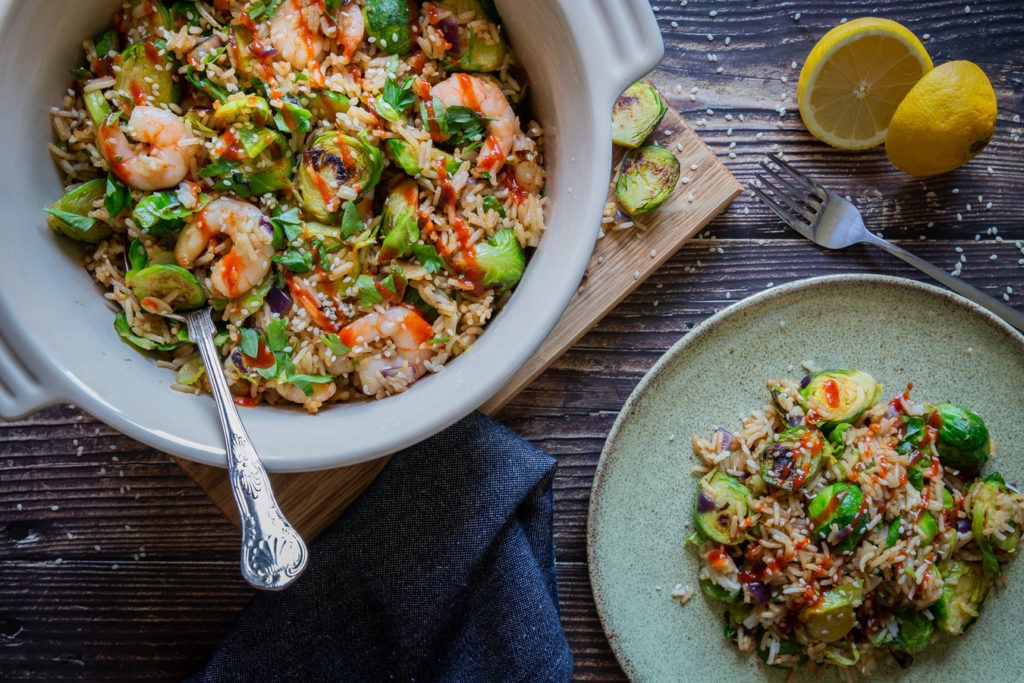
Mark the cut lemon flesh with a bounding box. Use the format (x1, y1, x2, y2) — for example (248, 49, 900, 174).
(797, 18, 932, 150)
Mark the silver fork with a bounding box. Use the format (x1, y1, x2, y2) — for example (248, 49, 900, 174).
(183, 307, 308, 590)
(751, 156, 1024, 334)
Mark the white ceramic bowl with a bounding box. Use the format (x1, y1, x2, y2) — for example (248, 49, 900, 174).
(0, 0, 663, 471)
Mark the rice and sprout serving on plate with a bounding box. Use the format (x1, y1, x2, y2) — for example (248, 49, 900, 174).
(690, 368, 1024, 678)
(47, 0, 545, 413)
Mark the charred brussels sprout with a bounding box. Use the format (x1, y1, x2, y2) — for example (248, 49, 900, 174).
(127, 264, 207, 311)
(45, 179, 114, 243)
(799, 369, 881, 433)
(694, 471, 753, 545)
(612, 81, 668, 148)
(615, 145, 680, 216)
(760, 426, 830, 492)
(799, 582, 863, 642)
(808, 482, 868, 552)
(379, 180, 420, 261)
(933, 559, 992, 634)
(934, 403, 991, 472)
(969, 473, 1020, 578)
(475, 229, 526, 292)
(363, 0, 414, 55)
(298, 133, 383, 221)
(114, 40, 180, 107)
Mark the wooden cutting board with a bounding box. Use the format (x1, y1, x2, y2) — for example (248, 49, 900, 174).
(174, 97, 742, 540)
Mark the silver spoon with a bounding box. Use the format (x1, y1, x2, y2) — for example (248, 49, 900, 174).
(171, 306, 308, 590)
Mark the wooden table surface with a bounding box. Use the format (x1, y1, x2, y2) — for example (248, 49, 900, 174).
(3, 1, 1022, 680)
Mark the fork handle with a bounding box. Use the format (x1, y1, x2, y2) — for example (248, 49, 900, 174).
(863, 233, 1024, 334)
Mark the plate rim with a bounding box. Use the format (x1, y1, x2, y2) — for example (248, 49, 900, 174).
(586, 273, 1024, 680)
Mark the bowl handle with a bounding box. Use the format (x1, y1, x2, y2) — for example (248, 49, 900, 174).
(574, 0, 665, 108)
(0, 329, 58, 419)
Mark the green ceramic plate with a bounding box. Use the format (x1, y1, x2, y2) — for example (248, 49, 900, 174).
(588, 274, 1024, 682)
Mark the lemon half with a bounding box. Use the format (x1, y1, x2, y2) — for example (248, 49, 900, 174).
(885, 61, 998, 177)
(797, 18, 933, 150)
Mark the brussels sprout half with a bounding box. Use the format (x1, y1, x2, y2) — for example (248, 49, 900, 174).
(126, 264, 207, 312)
(891, 608, 935, 654)
(474, 229, 526, 293)
(694, 470, 753, 546)
(612, 81, 668, 148)
(933, 559, 992, 635)
(114, 40, 180, 108)
(760, 426, 830, 492)
(970, 473, 1020, 578)
(799, 369, 881, 433)
(799, 582, 863, 643)
(363, 0, 414, 55)
(45, 179, 114, 243)
(212, 94, 271, 128)
(386, 138, 461, 178)
(298, 132, 383, 221)
(379, 179, 420, 261)
(808, 482, 868, 552)
(933, 403, 991, 472)
(615, 145, 680, 216)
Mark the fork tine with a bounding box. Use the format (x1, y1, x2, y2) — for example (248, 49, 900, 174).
(749, 179, 814, 239)
(759, 163, 822, 215)
(766, 155, 828, 201)
(752, 171, 818, 226)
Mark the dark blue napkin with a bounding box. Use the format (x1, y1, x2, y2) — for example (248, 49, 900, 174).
(188, 411, 572, 683)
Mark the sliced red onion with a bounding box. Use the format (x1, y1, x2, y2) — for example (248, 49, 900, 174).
(249, 42, 278, 59)
(696, 492, 716, 513)
(260, 216, 274, 237)
(746, 581, 771, 605)
(715, 427, 733, 450)
(885, 404, 900, 418)
(799, 375, 811, 389)
(267, 286, 293, 315)
(437, 17, 460, 54)
(955, 518, 972, 533)
(834, 524, 853, 542)
(231, 349, 257, 377)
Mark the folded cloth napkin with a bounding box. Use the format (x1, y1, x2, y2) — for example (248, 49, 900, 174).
(188, 411, 572, 683)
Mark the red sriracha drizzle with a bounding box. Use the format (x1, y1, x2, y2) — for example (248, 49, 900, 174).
(823, 378, 840, 408)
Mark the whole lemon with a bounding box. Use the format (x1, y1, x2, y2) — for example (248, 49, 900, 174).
(885, 61, 997, 176)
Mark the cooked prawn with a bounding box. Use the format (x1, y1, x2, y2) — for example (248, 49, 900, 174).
(339, 306, 436, 397)
(274, 379, 337, 409)
(97, 105, 193, 191)
(431, 73, 518, 176)
(269, 0, 325, 72)
(331, 0, 365, 63)
(175, 197, 275, 299)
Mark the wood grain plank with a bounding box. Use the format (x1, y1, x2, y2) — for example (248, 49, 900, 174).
(481, 102, 742, 413)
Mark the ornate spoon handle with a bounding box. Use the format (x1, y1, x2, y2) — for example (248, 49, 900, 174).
(186, 309, 308, 590)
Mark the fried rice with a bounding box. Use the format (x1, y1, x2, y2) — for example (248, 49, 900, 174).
(47, 0, 545, 413)
(690, 369, 1024, 679)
